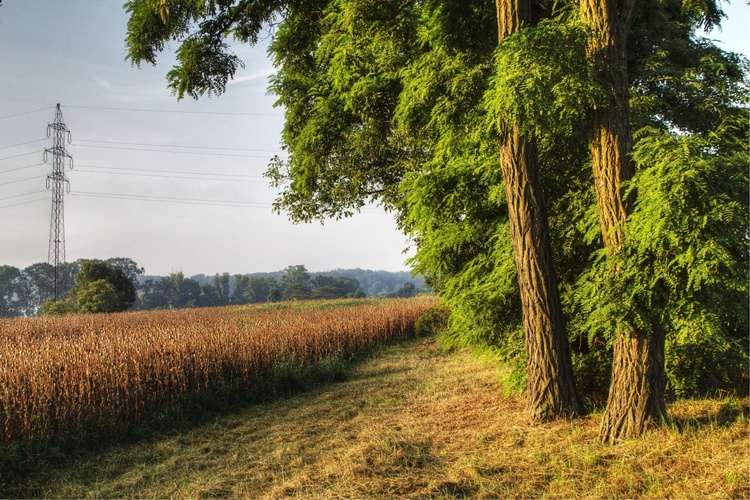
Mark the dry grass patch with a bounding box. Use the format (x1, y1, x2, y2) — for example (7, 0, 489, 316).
(5, 337, 748, 499)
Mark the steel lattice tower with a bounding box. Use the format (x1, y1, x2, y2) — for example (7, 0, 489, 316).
(44, 103, 73, 301)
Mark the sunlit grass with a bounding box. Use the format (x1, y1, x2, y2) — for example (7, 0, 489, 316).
(4, 336, 747, 499)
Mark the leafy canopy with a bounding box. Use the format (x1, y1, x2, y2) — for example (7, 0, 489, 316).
(123, 0, 749, 397)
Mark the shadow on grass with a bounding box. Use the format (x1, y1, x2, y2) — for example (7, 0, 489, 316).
(668, 396, 749, 432)
(0, 334, 445, 496)
(0, 345, 378, 496)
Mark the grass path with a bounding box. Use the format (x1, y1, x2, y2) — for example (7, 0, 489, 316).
(6, 337, 748, 498)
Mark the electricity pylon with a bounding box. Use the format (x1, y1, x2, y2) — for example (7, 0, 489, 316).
(44, 103, 73, 301)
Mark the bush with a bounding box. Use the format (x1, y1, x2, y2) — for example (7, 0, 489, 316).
(40, 300, 76, 316)
(414, 304, 451, 337)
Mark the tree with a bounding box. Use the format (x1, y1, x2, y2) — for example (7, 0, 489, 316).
(23, 262, 54, 314)
(75, 279, 122, 314)
(311, 274, 363, 299)
(576, 0, 659, 445)
(394, 281, 417, 299)
(493, 0, 581, 420)
(213, 272, 231, 306)
(68, 260, 137, 313)
(135, 278, 169, 310)
(0, 265, 21, 317)
(52, 261, 79, 302)
(198, 282, 220, 307)
(232, 275, 276, 304)
(281, 265, 312, 301)
(124, 0, 748, 436)
(575, 0, 739, 443)
(40, 299, 76, 316)
(231, 274, 251, 304)
(576, 116, 749, 399)
(162, 271, 202, 308)
(105, 257, 145, 284)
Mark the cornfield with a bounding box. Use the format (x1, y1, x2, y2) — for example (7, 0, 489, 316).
(0, 297, 436, 445)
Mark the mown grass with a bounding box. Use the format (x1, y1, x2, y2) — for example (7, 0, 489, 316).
(3, 336, 748, 499)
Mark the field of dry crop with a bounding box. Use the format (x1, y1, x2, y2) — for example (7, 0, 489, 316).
(0, 297, 436, 445)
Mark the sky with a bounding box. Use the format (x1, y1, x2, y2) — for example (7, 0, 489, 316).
(0, 1, 748, 277)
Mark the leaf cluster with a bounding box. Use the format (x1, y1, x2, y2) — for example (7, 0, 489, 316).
(484, 18, 605, 137)
(629, 3, 749, 133)
(574, 118, 749, 396)
(124, 0, 284, 99)
(266, 0, 422, 222)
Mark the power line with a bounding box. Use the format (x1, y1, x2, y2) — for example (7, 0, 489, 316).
(0, 175, 46, 187)
(77, 168, 268, 183)
(0, 139, 46, 150)
(74, 138, 282, 154)
(0, 163, 46, 175)
(69, 190, 390, 215)
(69, 143, 275, 158)
(71, 190, 272, 208)
(1, 189, 47, 201)
(76, 163, 265, 178)
(0, 196, 49, 210)
(0, 150, 41, 162)
(0, 107, 53, 121)
(64, 104, 283, 117)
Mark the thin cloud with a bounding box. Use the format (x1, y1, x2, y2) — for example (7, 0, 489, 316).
(228, 68, 275, 86)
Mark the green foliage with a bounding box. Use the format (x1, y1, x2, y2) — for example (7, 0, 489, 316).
(167, 35, 245, 100)
(0, 265, 22, 317)
(400, 142, 528, 388)
(629, 9, 749, 134)
(414, 303, 450, 337)
(266, 0, 418, 223)
(311, 275, 363, 299)
(123, 0, 750, 400)
(484, 18, 605, 137)
(574, 120, 749, 397)
(68, 260, 137, 314)
(161, 271, 202, 308)
(124, 0, 283, 99)
(40, 300, 76, 316)
(232, 275, 277, 304)
(76, 280, 122, 314)
(281, 265, 313, 300)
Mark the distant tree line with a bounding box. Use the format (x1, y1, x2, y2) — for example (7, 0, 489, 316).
(0, 258, 142, 317)
(0, 259, 427, 317)
(134, 264, 424, 310)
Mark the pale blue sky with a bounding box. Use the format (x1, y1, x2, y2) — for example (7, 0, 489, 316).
(0, 1, 747, 276)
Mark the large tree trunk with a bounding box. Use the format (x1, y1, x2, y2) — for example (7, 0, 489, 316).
(579, 0, 667, 443)
(496, 0, 582, 421)
(599, 329, 667, 444)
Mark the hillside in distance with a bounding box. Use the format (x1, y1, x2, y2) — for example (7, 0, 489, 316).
(144, 268, 427, 298)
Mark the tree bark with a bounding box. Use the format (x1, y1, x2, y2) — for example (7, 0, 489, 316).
(579, 0, 667, 443)
(496, 0, 582, 421)
(599, 329, 667, 444)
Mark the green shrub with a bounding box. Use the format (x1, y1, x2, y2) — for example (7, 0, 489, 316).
(414, 303, 451, 337)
